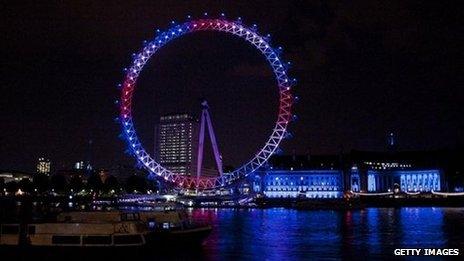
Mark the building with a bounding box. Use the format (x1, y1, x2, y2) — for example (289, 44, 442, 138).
(248, 148, 453, 198)
(36, 157, 51, 175)
(252, 154, 345, 198)
(348, 150, 444, 193)
(155, 114, 198, 176)
(74, 161, 85, 170)
(0, 170, 33, 183)
(258, 170, 344, 198)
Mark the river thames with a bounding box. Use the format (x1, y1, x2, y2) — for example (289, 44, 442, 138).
(2, 206, 464, 260)
(189, 207, 464, 260)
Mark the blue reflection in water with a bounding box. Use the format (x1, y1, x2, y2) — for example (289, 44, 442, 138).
(399, 207, 445, 247)
(191, 207, 464, 260)
(195, 208, 343, 260)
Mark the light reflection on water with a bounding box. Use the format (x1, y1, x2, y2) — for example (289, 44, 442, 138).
(1, 204, 464, 260)
(191, 207, 464, 260)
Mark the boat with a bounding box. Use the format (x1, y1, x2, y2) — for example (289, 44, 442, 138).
(57, 208, 212, 245)
(0, 203, 212, 249)
(0, 216, 146, 248)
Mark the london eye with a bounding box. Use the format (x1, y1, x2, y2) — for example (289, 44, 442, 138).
(119, 14, 295, 189)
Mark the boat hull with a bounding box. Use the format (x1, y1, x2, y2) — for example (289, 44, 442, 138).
(145, 225, 213, 246)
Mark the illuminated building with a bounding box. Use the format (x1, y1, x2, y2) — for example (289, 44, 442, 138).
(351, 162, 441, 192)
(261, 170, 343, 198)
(36, 157, 51, 175)
(251, 150, 449, 197)
(253, 154, 344, 198)
(74, 161, 85, 170)
(349, 150, 444, 192)
(0, 171, 33, 183)
(155, 114, 198, 176)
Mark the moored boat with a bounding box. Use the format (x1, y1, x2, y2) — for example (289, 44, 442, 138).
(1, 204, 212, 249)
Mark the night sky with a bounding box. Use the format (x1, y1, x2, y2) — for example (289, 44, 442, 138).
(1, 1, 462, 172)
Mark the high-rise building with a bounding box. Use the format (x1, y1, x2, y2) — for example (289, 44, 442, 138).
(36, 157, 51, 175)
(155, 114, 198, 176)
(74, 161, 85, 170)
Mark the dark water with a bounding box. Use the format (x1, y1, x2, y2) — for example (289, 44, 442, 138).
(2, 204, 464, 260)
(191, 208, 464, 260)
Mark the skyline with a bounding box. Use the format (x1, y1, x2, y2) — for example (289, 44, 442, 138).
(1, 1, 462, 172)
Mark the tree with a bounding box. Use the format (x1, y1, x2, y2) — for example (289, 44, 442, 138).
(87, 173, 103, 193)
(18, 178, 33, 193)
(125, 175, 147, 193)
(5, 181, 18, 194)
(33, 173, 49, 193)
(69, 175, 83, 192)
(50, 175, 67, 193)
(0, 177, 5, 193)
(103, 175, 119, 192)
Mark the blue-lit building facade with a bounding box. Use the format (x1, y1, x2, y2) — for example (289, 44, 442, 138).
(251, 155, 345, 198)
(348, 150, 445, 193)
(259, 170, 343, 198)
(350, 166, 441, 192)
(249, 150, 449, 198)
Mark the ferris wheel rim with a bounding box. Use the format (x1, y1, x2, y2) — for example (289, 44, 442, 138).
(119, 17, 294, 189)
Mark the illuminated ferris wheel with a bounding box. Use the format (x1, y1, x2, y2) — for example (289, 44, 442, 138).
(118, 14, 295, 190)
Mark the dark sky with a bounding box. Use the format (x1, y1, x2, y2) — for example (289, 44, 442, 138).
(1, 1, 462, 172)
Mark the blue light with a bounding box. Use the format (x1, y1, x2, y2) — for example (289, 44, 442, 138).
(119, 16, 294, 190)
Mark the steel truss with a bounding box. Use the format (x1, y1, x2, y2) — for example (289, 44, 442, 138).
(120, 17, 294, 189)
